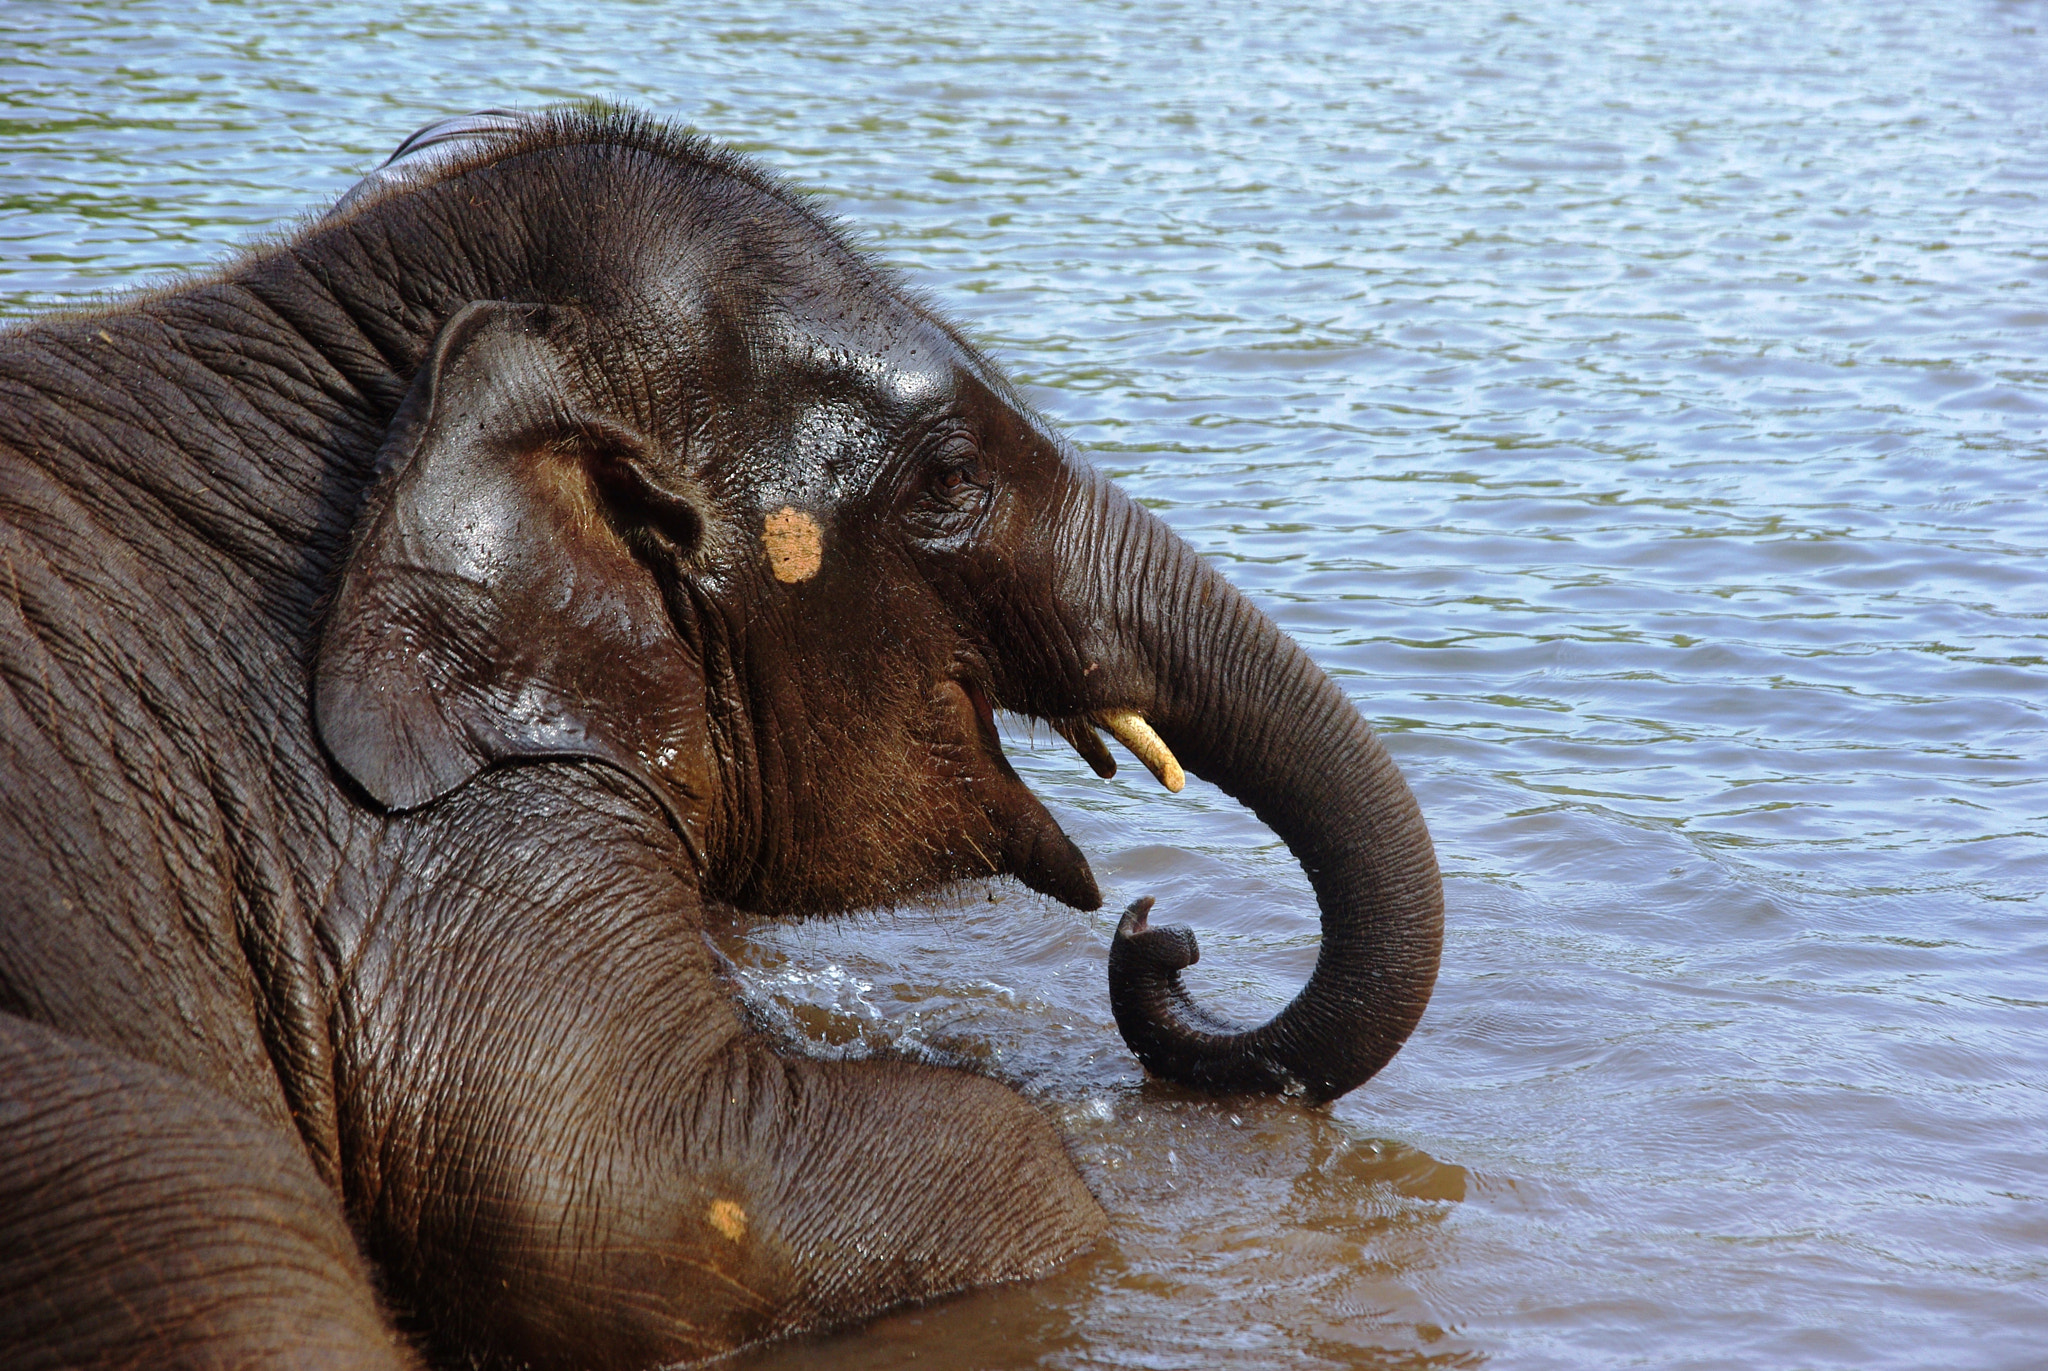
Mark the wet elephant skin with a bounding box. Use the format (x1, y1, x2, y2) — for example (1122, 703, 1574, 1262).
(0, 109, 1441, 1369)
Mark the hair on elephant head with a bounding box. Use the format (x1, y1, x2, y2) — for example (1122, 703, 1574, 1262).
(0, 106, 1441, 1369)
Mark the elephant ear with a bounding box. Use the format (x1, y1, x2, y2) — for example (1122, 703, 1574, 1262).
(315, 300, 711, 834)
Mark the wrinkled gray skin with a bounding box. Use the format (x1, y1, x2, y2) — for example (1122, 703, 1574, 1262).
(0, 110, 1442, 1369)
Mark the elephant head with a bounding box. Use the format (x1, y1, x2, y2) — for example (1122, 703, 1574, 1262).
(312, 110, 1442, 1103)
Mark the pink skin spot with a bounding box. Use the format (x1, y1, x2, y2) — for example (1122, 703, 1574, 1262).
(762, 507, 823, 583)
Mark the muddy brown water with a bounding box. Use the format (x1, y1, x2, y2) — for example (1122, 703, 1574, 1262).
(5, 2, 2045, 1366)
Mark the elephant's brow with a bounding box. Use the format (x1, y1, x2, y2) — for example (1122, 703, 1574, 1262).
(806, 341, 956, 420)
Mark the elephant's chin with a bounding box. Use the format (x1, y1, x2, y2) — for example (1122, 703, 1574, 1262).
(941, 679, 1101, 912)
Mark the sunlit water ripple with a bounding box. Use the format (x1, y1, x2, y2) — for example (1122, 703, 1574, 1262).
(4, 2, 2044, 1367)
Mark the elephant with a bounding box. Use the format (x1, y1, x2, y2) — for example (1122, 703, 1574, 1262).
(0, 107, 1443, 1369)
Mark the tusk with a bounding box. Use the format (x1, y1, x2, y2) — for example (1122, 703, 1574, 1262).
(1054, 718, 1118, 779)
(1095, 710, 1185, 793)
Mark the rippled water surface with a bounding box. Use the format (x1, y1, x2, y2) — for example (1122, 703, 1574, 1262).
(6, 2, 2045, 1366)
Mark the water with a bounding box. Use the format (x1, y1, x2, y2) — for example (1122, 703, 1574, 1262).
(5, 2, 2045, 1366)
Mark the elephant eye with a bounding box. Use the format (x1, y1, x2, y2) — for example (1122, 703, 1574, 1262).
(906, 441, 992, 538)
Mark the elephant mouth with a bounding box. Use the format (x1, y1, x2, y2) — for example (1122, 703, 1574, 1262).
(931, 675, 1096, 911)
(942, 677, 1186, 915)
(961, 678, 1000, 738)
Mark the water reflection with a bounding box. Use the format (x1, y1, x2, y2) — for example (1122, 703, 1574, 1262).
(732, 1058, 1478, 1371)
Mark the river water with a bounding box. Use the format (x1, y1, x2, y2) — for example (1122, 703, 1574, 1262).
(5, 2, 2044, 1367)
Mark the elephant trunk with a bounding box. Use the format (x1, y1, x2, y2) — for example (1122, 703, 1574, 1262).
(1054, 474, 1443, 1103)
